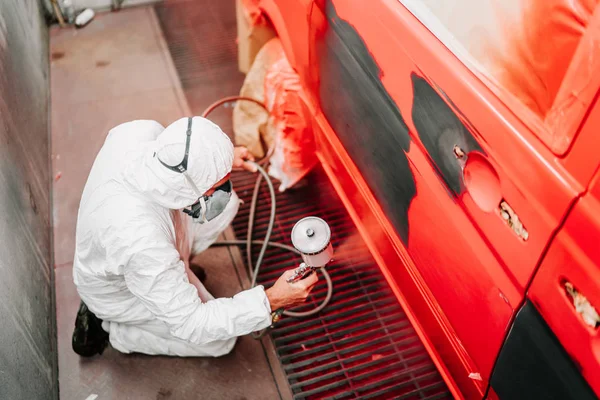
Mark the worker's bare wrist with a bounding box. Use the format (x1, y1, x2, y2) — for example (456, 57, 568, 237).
(265, 288, 282, 311)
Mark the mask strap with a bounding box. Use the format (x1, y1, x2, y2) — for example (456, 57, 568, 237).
(183, 171, 203, 198)
(155, 118, 203, 200)
(155, 117, 193, 173)
(198, 197, 208, 223)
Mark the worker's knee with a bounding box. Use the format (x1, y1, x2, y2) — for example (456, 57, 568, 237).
(210, 336, 237, 357)
(104, 319, 239, 357)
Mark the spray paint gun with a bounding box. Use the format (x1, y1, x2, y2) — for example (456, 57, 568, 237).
(288, 216, 334, 283)
(271, 216, 334, 324)
(271, 216, 332, 322)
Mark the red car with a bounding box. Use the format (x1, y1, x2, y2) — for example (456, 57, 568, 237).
(239, 0, 600, 398)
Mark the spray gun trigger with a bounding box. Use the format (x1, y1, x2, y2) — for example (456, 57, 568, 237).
(287, 263, 314, 283)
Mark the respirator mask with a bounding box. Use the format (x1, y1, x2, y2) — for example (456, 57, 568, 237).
(182, 179, 232, 223)
(155, 117, 232, 224)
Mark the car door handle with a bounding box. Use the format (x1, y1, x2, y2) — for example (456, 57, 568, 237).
(456, 149, 502, 213)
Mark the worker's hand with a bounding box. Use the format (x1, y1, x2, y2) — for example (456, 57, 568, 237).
(265, 269, 318, 310)
(233, 146, 257, 172)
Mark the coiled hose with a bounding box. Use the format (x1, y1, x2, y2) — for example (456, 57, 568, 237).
(203, 97, 333, 334)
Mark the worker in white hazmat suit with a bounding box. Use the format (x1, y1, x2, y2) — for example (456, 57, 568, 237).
(71, 117, 317, 357)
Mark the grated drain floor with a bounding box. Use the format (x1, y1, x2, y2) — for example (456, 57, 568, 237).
(155, 0, 244, 134)
(230, 168, 452, 399)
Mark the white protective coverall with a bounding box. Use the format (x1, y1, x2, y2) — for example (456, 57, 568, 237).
(73, 117, 272, 357)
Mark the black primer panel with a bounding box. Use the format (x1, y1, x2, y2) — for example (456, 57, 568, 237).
(411, 74, 482, 195)
(318, 0, 415, 244)
(491, 301, 596, 400)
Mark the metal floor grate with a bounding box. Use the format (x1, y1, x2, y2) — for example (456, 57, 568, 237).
(231, 169, 451, 400)
(156, 1, 452, 397)
(155, 0, 245, 134)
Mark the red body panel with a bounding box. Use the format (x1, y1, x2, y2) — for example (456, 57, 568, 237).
(528, 180, 600, 395)
(528, 99, 600, 395)
(251, 0, 600, 397)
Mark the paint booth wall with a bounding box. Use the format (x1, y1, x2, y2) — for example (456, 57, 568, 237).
(0, 1, 57, 399)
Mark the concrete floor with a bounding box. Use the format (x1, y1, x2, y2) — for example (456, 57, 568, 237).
(51, 6, 284, 399)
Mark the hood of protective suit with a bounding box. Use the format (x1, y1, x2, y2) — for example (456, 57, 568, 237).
(123, 117, 234, 210)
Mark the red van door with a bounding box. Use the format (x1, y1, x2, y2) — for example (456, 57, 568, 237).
(305, 0, 593, 396)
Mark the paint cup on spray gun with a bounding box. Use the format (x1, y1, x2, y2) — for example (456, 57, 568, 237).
(270, 216, 334, 324)
(288, 217, 334, 283)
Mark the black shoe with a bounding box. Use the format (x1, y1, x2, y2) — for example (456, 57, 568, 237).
(190, 263, 207, 283)
(72, 301, 109, 357)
